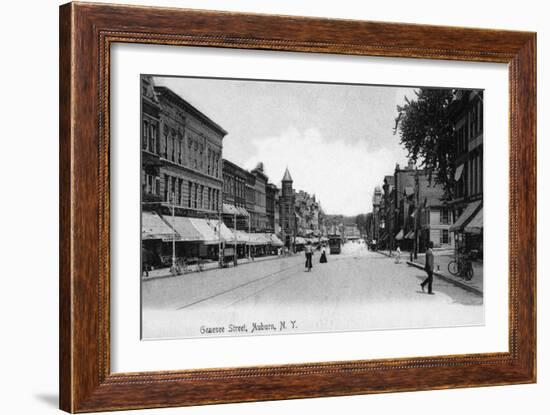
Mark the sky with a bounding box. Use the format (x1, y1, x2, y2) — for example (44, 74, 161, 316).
(154, 76, 415, 216)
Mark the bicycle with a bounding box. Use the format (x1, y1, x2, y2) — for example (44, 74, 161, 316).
(170, 257, 188, 276)
(448, 255, 474, 280)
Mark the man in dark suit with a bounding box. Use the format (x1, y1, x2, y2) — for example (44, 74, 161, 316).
(421, 241, 435, 294)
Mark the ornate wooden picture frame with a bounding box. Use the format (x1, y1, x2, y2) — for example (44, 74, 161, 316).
(59, 2, 536, 412)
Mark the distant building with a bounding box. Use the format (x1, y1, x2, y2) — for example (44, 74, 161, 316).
(279, 168, 296, 249)
(416, 172, 454, 250)
(251, 162, 268, 232)
(222, 159, 249, 231)
(371, 185, 383, 243)
(266, 183, 280, 234)
(344, 224, 361, 240)
(295, 190, 322, 236)
(380, 175, 395, 250)
(393, 161, 417, 236)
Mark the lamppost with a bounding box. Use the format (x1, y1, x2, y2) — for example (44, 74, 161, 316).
(413, 168, 420, 260)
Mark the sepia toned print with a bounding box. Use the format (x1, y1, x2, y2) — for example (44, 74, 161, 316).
(140, 75, 484, 340)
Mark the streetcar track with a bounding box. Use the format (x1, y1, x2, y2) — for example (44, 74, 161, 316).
(175, 262, 302, 310)
(224, 267, 302, 308)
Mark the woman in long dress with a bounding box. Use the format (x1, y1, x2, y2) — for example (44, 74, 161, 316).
(320, 248, 327, 263)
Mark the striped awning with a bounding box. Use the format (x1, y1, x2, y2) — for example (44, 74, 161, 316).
(449, 201, 482, 232)
(168, 216, 203, 242)
(187, 218, 219, 245)
(268, 234, 284, 247)
(464, 208, 483, 234)
(222, 203, 240, 215)
(141, 211, 177, 241)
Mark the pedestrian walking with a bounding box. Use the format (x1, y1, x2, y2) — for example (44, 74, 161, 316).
(421, 241, 435, 294)
(304, 241, 313, 271)
(320, 248, 327, 263)
(395, 245, 401, 264)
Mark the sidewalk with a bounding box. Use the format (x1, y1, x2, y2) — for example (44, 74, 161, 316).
(143, 253, 292, 281)
(378, 249, 483, 296)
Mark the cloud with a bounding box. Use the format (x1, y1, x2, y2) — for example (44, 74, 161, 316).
(237, 127, 407, 216)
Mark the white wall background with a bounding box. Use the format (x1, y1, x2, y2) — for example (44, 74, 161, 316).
(0, 1, 546, 414)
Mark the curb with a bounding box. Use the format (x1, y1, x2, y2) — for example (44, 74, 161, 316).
(142, 254, 294, 281)
(406, 260, 483, 296)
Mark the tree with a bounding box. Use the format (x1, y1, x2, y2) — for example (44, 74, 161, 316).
(394, 88, 457, 200)
(355, 213, 367, 234)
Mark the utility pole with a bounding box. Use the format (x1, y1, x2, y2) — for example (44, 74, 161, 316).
(171, 192, 176, 271)
(413, 168, 419, 260)
(248, 214, 251, 259)
(234, 212, 237, 266)
(218, 207, 223, 267)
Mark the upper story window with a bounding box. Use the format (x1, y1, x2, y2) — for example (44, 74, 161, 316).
(440, 208, 450, 225)
(142, 120, 148, 150)
(148, 124, 157, 154)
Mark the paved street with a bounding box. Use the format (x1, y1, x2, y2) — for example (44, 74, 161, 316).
(142, 242, 483, 339)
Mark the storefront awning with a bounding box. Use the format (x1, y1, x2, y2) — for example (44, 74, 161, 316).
(454, 164, 465, 181)
(295, 237, 307, 245)
(269, 234, 284, 247)
(187, 218, 219, 245)
(405, 231, 414, 239)
(236, 207, 250, 217)
(168, 216, 203, 242)
(208, 219, 236, 243)
(464, 208, 483, 234)
(449, 201, 482, 232)
(395, 229, 404, 240)
(142, 211, 177, 241)
(222, 203, 240, 216)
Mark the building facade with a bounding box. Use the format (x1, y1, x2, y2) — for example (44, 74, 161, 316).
(279, 168, 296, 249)
(141, 76, 163, 206)
(448, 90, 484, 254)
(393, 160, 417, 236)
(371, 185, 383, 244)
(153, 85, 227, 219)
(416, 172, 454, 251)
(250, 163, 268, 232)
(265, 183, 280, 234)
(222, 159, 249, 231)
(294, 190, 322, 237)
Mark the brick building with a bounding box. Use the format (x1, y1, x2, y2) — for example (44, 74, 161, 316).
(140, 77, 228, 264)
(279, 168, 296, 249)
(266, 183, 280, 234)
(250, 162, 268, 232)
(448, 90, 484, 254)
(141, 75, 163, 206)
(222, 159, 249, 231)
(153, 85, 227, 218)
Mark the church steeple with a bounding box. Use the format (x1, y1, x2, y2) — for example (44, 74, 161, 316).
(282, 167, 293, 182)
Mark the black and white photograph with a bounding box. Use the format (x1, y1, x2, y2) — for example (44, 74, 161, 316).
(140, 75, 484, 340)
